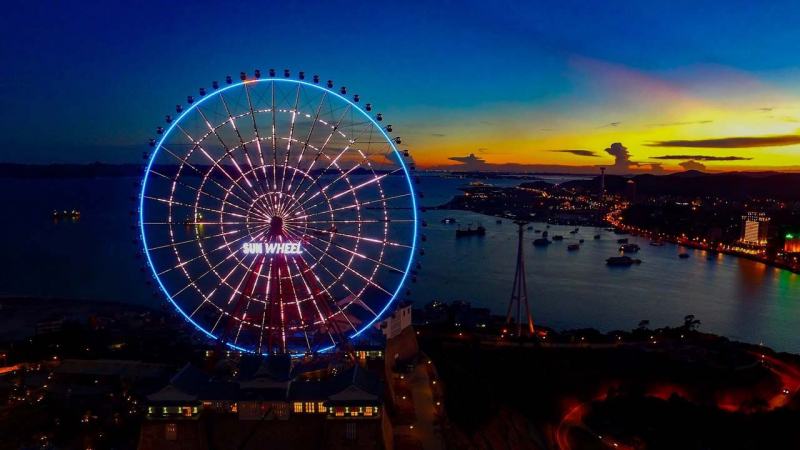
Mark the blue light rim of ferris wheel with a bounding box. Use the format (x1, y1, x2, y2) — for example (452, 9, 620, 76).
(138, 77, 418, 355)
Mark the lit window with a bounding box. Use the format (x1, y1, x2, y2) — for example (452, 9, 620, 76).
(364, 406, 373, 416)
(305, 402, 315, 413)
(317, 402, 326, 413)
(335, 407, 345, 417)
(293, 402, 303, 413)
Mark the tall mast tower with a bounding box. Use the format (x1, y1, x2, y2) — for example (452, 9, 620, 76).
(506, 220, 535, 336)
(600, 167, 606, 198)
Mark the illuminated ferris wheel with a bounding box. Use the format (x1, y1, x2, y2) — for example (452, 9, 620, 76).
(138, 70, 418, 355)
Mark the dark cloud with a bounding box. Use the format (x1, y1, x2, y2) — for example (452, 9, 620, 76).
(603, 142, 663, 174)
(650, 120, 713, 127)
(548, 149, 600, 157)
(429, 133, 446, 137)
(679, 160, 706, 171)
(598, 121, 621, 128)
(605, 142, 634, 167)
(650, 155, 753, 161)
(758, 107, 774, 112)
(646, 134, 800, 148)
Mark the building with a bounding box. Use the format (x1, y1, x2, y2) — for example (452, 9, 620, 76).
(379, 300, 412, 339)
(139, 354, 388, 450)
(739, 212, 770, 246)
(784, 233, 800, 254)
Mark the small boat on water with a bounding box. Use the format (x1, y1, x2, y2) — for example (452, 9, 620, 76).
(594, 234, 601, 240)
(617, 238, 629, 244)
(619, 243, 641, 253)
(496, 219, 502, 224)
(441, 217, 457, 224)
(542, 231, 549, 238)
(53, 209, 81, 220)
(533, 238, 551, 247)
(679, 253, 690, 259)
(650, 240, 665, 247)
(552, 235, 564, 241)
(567, 243, 580, 251)
(456, 225, 486, 238)
(579, 239, 585, 243)
(569, 228, 579, 234)
(606, 256, 642, 266)
(527, 226, 533, 231)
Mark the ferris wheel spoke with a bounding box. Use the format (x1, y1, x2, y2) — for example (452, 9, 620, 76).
(144, 195, 249, 220)
(256, 259, 275, 354)
(279, 259, 313, 351)
(299, 168, 402, 213)
(157, 144, 256, 210)
(286, 223, 410, 249)
(278, 83, 302, 194)
(146, 227, 240, 252)
(172, 126, 258, 200)
(148, 169, 253, 216)
(285, 91, 327, 193)
(270, 81, 279, 190)
(287, 254, 358, 335)
(242, 83, 271, 187)
(299, 235, 393, 297)
(195, 105, 263, 196)
(189, 250, 258, 320)
(291, 193, 410, 221)
(293, 227, 403, 274)
(156, 228, 256, 277)
(302, 218, 414, 225)
(289, 162, 360, 213)
(174, 125, 262, 203)
(218, 93, 262, 187)
(289, 104, 352, 199)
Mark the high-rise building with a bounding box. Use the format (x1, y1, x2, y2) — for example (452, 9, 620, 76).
(739, 212, 770, 246)
(784, 233, 800, 253)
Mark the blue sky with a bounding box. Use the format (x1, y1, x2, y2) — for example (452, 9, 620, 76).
(4, 0, 800, 170)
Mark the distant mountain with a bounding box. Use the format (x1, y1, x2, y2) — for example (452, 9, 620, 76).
(0, 163, 396, 179)
(561, 171, 800, 200)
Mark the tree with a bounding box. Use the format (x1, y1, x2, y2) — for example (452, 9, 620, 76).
(683, 314, 701, 331)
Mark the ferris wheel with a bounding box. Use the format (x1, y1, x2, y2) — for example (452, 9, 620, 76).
(138, 70, 418, 355)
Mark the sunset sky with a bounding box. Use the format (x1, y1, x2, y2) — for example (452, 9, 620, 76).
(4, 0, 800, 172)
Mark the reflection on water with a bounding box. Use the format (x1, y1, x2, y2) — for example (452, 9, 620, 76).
(0, 176, 799, 352)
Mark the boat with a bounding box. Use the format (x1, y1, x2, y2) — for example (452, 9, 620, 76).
(617, 238, 629, 244)
(441, 217, 457, 224)
(52, 209, 81, 220)
(527, 226, 533, 231)
(679, 253, 690, 259)
(619, 243, 640, 253)
(569, 228, 579, 234)
(606, 256, 642, 266)
(567, 243, 580, 251)
(552, 235, 564, 241)
(534, 229, 542, 233)
(533, 238, 551, 247)
(542, 231, 549, 238)
(496, 219, 502, 224)
(456, 225, 486, 238)
(594, 234, 601, 240)
(649, 240, 665, 247)
(578, 239, 585, 243)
